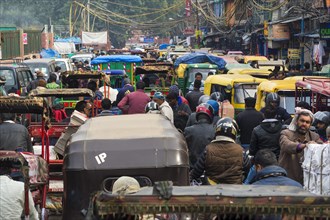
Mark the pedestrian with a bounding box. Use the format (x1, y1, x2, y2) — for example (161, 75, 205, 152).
(235, 97, 264, 149)
(260, 92, 291, 122)
(0, 113, 33, 153)
(166, 92, 191, 132)
(99, 75, 118, 104)
(27, 70, 46, 92)
(302, 62, 313, 76)
(313, 111, 329, 142)
(279, 108, 323, 184)
(98, 98, 114, 117)
(184, 103, 216, 168)
(186, 98, 220, 127)
(118, 81, 151, 114)
(250, 149, 302, 187)
(185, 80, 204, 112)
(284, 101, 311, 125)
(188, 72, 204, 92)
(46, 73, 60, 89)
(190, 118, 243, 184)
(250, 106, 282, 159)
(87, 80, 103, 100)
(169, 84, 189, 105)
(0, 163, 39, 220)
(152, 92, 174, 123)
(116, 78, 134, 104)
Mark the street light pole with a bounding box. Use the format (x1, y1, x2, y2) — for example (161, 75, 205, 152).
(300, 0, 305, 69)
(195, 0, 200, 48)
(87, 0, 90, 32)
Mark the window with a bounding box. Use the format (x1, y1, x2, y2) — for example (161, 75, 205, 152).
(17, 72, 26, 87)
(0, 69, 15, 86)
(278, 90, 310, 115)
(188, 68, 217, 84)
(234, 83, 258, 104)
(55, 61, 67, 71)
(211, 83, 231, 101)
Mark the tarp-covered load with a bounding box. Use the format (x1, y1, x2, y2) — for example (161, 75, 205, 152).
(62, 70, 105, 79)
(40, 48, 60, 58)
(91, 55, 143, 65)
(135, 65, 172, 74)
(92, 184, 330, 218)
(29, 88, 94, 98)
(174, 53, 226, 70)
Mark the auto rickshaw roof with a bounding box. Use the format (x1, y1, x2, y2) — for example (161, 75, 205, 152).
(0, 96, 47, 114)
(135, 65, 172, 74)
(244, 55, 268, 63)
(205, 74, 266, 86)
(62, 70, 105, 79)
(258, 80, 297, 92)
(296, 77, 330, 97)
(65, 114, 188, 170)
(91, 55, 143, 65)
(228, 68, 271, 76)
(225, 63, 253, 70)
(29, 88, 94, 98)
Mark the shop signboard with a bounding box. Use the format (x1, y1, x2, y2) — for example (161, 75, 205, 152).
(270, 24, 290, 40)
(288, 48, 301, 59)
(22, 33, 28, 45)
(320, 23, 330, 39)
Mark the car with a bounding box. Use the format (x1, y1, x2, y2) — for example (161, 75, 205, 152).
(55, 58, 74, 72)
(23, 58, 57, 79)
(0, 62, 34, 95)
(70, 53, 95, 65)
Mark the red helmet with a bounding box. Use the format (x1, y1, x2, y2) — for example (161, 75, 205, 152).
(196, 103, 214, 121)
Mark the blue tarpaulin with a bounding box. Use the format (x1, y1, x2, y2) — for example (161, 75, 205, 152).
(40, 48, 60, 58)
(174, 53, 226, 70)
(159, 44, 173, 50)
(91, 55, 143, 65)
(102, 69, 126, 75)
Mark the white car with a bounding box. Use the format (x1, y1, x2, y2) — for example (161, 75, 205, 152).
(55, 58, 74, 72)
(70, 53, 95, 65)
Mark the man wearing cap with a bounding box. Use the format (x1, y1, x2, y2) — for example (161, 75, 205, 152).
(153, 92, 174, 123)
(279, 109, 323, 184)
(116, 77, 134, 105)
(235, 97, 264, 149)
(27, 70, 46, 92)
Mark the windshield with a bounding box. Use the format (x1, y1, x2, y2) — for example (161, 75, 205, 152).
(55, 61, 67, 71)
(234, 83, 258, 104)
(188, 68, 217, 83)
(0, 69, 15, 86)
(25, 63, 49, 76)
(71, 57, 91, 64)
(277, 91, 311, 115)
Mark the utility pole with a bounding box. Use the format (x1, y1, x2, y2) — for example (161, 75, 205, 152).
(87, 0, 90, 32)
(300, 0, 305, 69)
(195, 0, 200, 48)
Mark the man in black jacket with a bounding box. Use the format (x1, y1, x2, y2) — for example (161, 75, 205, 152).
(185, 80, 203, 112)
(235, 97, 264, 149)
(0, 113, 33, 152)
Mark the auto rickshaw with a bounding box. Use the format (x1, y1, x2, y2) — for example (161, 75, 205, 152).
(204, 74, 267, 114)
(90, 184, 330, 219)
(176, 63, 219, 95)
(135, 64, 176, 96)
(0, 96, 50, 219)
(91, 55, 143, 84)
(255, 79, 299, 114)
(62, 114, 189, 219)
(295, 77, 330, 112)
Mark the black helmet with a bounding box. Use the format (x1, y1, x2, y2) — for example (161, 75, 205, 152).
(210, 92, 224, 102)
(314, 111, 329, 125)
(145, 101, 159, 113)
(215, 117, 239, 140)
(266, 93, 280, 106)
(196, 103, 214, 121)
(198, 95, 210, 105)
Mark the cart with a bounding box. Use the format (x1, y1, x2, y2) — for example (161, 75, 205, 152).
(0, 96, 50, 219)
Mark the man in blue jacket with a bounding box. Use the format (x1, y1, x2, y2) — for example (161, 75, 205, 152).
(251, 149, 302, 188)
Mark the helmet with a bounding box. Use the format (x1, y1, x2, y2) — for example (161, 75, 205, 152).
(210, 92, 224, 102)
(266, 93, 280, 106)
(145, 101, 159, 113)
(196, 103, 214, 121)
(112, 176, 140, 195)
(215, 117, 239, 140)
(314, 111, 329, 125)
(198, 95, 210, 105)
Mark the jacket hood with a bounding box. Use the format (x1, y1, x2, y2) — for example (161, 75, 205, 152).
(260, 119, 282, 133)
(253, 165, 287, 181)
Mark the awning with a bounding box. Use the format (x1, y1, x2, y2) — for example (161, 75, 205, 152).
(294, 33, 320, 38)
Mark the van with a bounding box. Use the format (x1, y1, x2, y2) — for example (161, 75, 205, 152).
(55, 58, 74, 72)
(0, 62, 34, 95)
(24, 58, 57, 79)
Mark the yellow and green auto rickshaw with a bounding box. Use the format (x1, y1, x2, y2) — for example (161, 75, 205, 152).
(243, 55, 269, 64)
(91, 55, 143, 85)
(176, 63, 219, 95)
(204, 74, 267, 114)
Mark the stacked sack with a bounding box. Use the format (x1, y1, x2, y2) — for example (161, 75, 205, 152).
(302, 143, 330, 195)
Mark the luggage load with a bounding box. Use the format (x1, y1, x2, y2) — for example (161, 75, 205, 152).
(302, 143, 330, 195)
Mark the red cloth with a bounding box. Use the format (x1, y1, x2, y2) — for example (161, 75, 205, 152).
(53, 109, 68, 122)
(118, 89, 151, 114)
(180, 96, 189, 105)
